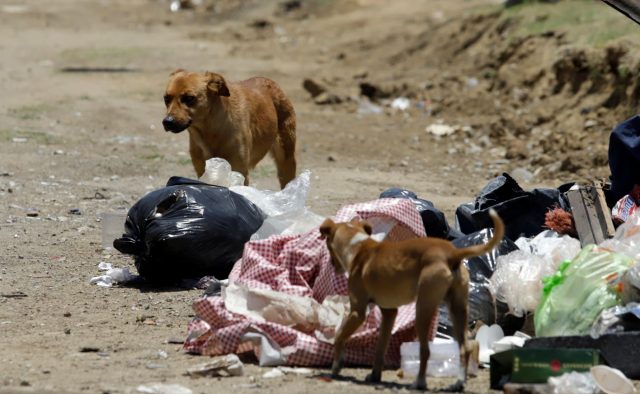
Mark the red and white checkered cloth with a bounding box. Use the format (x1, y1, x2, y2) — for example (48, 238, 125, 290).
(184, 198, 438, 367)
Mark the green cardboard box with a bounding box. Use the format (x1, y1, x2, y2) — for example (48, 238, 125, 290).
(490, 348, 601, 389)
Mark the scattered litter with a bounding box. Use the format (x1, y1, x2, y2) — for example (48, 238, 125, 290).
(12, 137, 28, 143)
(89, 262, 137, 287)
(356, 98, 383, 115)
(1, 5, 29, 13)
(591, 303, 640, 338)
(262, 368, 285, 379)
(199, 157, 245, 187)
(590, 365, 637, 394)
(476, 324, 505, 364)
(186, 354, 244, 377)
(425, 123, 456, 136)
(466, 77, 479, 89)
(489, 231, 580, 317)
(390, 97, 410, 111)
(548, 371, 598, 394)
(0, 292, 27, 298)
(79, 346, 100, 353)
(400, 338, 477, 378)
(535, 245, 634, 337)
(157, 350, 168, 359)
(136, 383, 193, 394)
(278, 367, 313, 375)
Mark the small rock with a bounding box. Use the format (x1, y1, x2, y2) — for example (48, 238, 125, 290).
(80, 346, 100, 353)
(425, 124, 456, 137)
(302, 78, 326, 98)
(68, 208, 82, 215)
(64, 328, 71, 335)
(313, 92, 342, 105)
(25, 210, 39, 217)
(63, 312, 71, 317)
(584, 119, 598, 129)
(327, 155, 337, 162)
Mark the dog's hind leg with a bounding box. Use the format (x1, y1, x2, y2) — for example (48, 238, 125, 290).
(445, 276, 471, 393)
(365, 307, 397, 383)
(411, 263, 452, 391)
(271, 92, 297, 189)
(332, 296, 367, 377)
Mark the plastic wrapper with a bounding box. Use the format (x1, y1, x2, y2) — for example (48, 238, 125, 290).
(199, 157, 245, 187)
(534, 245, 635, 337)
(548, 372, 598, 394)
(601, 209, 640, 263)
(229, 170, 324, 240)
(489, 231, 581, 317)
(438, 228, 522, 336)
(590, 302, 640, 338)
(113, 177, 264, 282)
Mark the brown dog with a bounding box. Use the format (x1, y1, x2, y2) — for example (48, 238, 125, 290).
(319, 209, 504, 391)
(163, 70, 297, 189)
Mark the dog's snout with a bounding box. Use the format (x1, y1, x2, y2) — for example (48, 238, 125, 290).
(162, 116, 176, 131)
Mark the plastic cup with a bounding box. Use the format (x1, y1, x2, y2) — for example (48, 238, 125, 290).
(590, 365, 637, 394)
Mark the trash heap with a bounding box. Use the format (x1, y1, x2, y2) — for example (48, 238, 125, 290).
(105, 115, 640, 393)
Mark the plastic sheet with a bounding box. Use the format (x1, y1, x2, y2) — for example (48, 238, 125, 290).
(548, 372, 598, 394)
(489, 231, 581, 317)
(230, 170, 324, 240)
(534, 245, 635, 337)
(113, 177, 264, 282)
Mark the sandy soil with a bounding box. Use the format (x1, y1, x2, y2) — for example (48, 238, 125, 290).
(1, 1, 640, 393)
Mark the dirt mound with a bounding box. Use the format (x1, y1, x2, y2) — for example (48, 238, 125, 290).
(295, 4, 640, 183)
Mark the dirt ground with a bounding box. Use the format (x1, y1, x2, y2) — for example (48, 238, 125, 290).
(1, 1, 640, 393)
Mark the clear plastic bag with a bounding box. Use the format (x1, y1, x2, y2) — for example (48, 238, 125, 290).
(548, 372, 598, 394)
(489, 231, 581, 317)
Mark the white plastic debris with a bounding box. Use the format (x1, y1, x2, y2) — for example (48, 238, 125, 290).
(90, 262, 136, 287)
(186, 354, 244, 377)
(137, 383, 193, 394)
(400, 338, 475, 378)
(223, 282, 351, 344)
(489, 231, 581, 317)
(548, 371, 598, 394)
(475, 324, 504, 364)
(200, 157, 245, 187)
(357, 98, 383, 115)
(590, 365, 637, 394)
(391, 97, 410, 111)
(230, 169, 324, 240)
(262, 368, 285, 379)
(426, 123, 457, 136)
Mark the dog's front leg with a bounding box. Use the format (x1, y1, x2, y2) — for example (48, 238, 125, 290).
(332, 301, 367, 377)
(365, 307, 397, 383)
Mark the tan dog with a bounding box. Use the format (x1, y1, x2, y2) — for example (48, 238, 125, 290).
(163, 70, 297, 189)
(319, 209, 504, 391)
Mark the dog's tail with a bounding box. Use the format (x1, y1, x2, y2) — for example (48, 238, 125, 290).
(449, 209, 504, 270)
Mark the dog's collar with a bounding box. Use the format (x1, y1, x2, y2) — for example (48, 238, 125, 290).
(348, 232, 370, 246)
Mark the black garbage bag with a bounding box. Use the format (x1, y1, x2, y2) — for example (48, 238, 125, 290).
(455, 173, 573, 240)
(379, 188, 463, 240)
(437, 228, 524, 336)
(114, 176, 264, 282)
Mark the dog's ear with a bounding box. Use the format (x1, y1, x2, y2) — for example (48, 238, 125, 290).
(205, 72, 230, 97)
(319, 218, 335, 238)
(170, 68, 185, 76)
(362, 221, 373, 235)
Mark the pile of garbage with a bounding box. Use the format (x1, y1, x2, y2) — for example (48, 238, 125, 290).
(102, 115, 640, 393)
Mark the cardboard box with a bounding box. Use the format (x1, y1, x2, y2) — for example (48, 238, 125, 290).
(490, 348, 601, 389)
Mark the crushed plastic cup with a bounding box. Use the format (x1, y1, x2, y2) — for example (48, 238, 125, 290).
(590, 365, 637, 394)
(100, 212, 127, 249)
